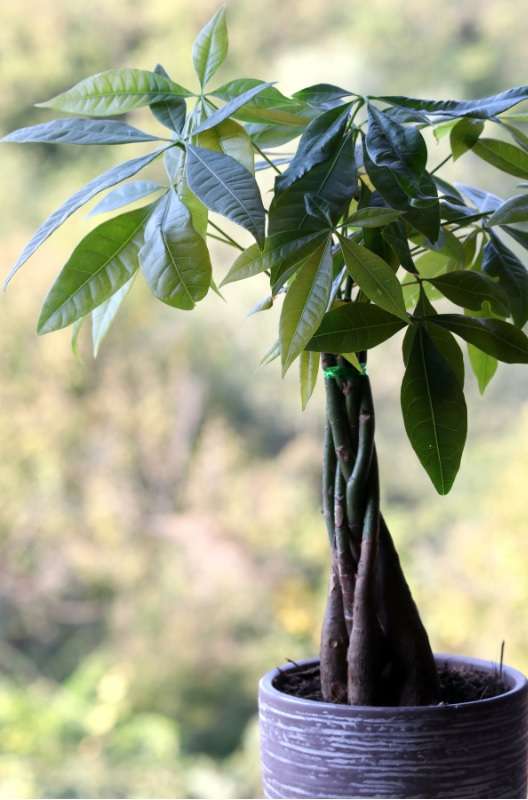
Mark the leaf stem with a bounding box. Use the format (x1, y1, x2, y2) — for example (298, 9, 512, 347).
(430, 153, 452, 175)
(208, 219, 244, 251)
(252, 142, 282, 174)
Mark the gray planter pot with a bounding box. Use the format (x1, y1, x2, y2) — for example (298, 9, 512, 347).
(259, 654, 528, 799)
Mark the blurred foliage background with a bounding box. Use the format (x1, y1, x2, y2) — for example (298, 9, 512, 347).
(0, 1, 527, 797)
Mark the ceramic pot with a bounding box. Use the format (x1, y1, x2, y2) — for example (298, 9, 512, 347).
(258, 654, 528, 799)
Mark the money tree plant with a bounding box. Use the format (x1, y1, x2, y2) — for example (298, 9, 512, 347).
(4, 8, 528, 706)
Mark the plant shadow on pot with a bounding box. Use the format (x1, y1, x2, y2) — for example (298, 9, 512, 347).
(259, 654, 528, 799)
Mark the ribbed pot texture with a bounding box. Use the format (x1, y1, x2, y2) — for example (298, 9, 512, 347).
(259, 654, 528, 799)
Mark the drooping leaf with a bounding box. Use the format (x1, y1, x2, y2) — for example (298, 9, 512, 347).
(496, 119, 528, 152)
(193, 82, 274, 133)
(149, 64, 186, 133)
(192, 7, 228, 88)
(374, 86, 528, 120)
(186, 144, 265, 245)
(92, 274, 135, 356)
(344, 207, 403, 228)
(5, 147, 167, 286)
(300, 350, 320, 409)
(339, 236, 407, 320)
(279, 241, 333, 373)
(139, 190, 211, 309)
(382, 220, 416, 273)
(306, 302, 407, 353)
(472, 138, 528, 179)
(430, 314, 528, 363)
(275, 103, 351, 191)
(482, 233, 528, 327)
(400, 325, 467, 495)
(269, 232, 330, 293)
(36, 68, 192, 116)
(196, 118, 254, 173)
(449, 118, 484, 160)
(89, 181, 164, 216)
(366, 103, 427, 197)
(211, 79, 312, 125)
(467, 341, 498, 394)
(37, 204, 152, 334)
(427, 270, 509, 316)
(1, 118, 162, 145)
(487, 194, 528, 226)
(403, 318, 465, 387)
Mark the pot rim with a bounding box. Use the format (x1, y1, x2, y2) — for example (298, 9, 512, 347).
(259, 653, 528, 715)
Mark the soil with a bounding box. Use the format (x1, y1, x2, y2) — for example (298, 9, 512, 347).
(273, 659, 508, 706)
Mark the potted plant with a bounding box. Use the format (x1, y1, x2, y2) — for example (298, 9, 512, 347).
(3, 8, 528, 798)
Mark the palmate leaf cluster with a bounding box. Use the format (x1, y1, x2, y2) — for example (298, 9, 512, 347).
(4, 8, 528, 495)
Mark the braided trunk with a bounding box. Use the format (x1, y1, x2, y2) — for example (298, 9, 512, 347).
(320, 354, 439, 706)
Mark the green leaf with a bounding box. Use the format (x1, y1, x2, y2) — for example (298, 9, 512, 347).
(275, 103, 351, 191)
(403, 319, 465, 387)
(468, 342, 498, 394)
(268, 133, 356, 237)
(497, 120, 528, 152)
(220, 243, 265, 286)
(194, 82, 274, 134)
(487, 194, 528, 226)
(430, 314, 528, 363)
(344, 207, 403, 228)
(339, 235, 407, 320)
(37, 68, 192, 116)
(482, 233, 528, 326)
(211, 79, 312, 125)
(246, 121, 306, 148)
(472, 138, 528, 179)
(38, 204, 152, 334)
(139, 190, 211, 309)
(1, 118, 162, 145)
(89, 181, 164, 216)
(5, 147, 167, 287)
(149, 64, 186, 133)
(449, 118, 484, 160)
(292, 84, 353, 108)
(260, 339, 281, 366)
(306, 303, 407, 353)
(269, 232, 329, 292)
(366, 103, 427, 197)
(300, 350, 320, 410)
(400, 325, 467, 495)
(196, 118, 254, 173)
(247, 294, 273, 316)
(192, 7, 228, 88)
(374, 86, 528, 120)
(92, 275, 135, 357)
(186, 144, 265, 246)
(279, 241, 333, 373)
(382, 220, 416, 272)
(427, 270, 509, 316)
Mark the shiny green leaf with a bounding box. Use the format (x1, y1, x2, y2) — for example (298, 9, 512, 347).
(192, 7, 228, 88)
(139, 190, 211, 309)
(37, 68, 192, 116)
(279, 241, 333, 373)
(427, 270, 509, 316)
(306, 303, 407, 353)
(6, 147, 167, 287)
(482, 233, 528, 326)
(186, 144, 265, 245)
(194, 82, 274, 134)
(300, 350, 320, 410)
(401, 325, 467, 494)
(473, 138, 528, 179)
(339, 235, 407, 320)
(449, 118, 484, 160)
(487, 194, 528, 226)
(1, 117, 162, 145)
(38, 204, 152, 334)
(89, 181, 164, 216)
(92, 275, 135, 356)
(430, 314, 528, 363)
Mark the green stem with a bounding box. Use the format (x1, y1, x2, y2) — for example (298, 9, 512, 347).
(252, 143, 282, 175)
(430, 153, 452, 175)
(207, 219, 244, 251)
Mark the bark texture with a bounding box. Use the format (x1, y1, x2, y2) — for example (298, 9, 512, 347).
(319, 353, 439, 706)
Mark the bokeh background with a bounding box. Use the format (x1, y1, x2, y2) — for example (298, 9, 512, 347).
(1, 1, 527, 797)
